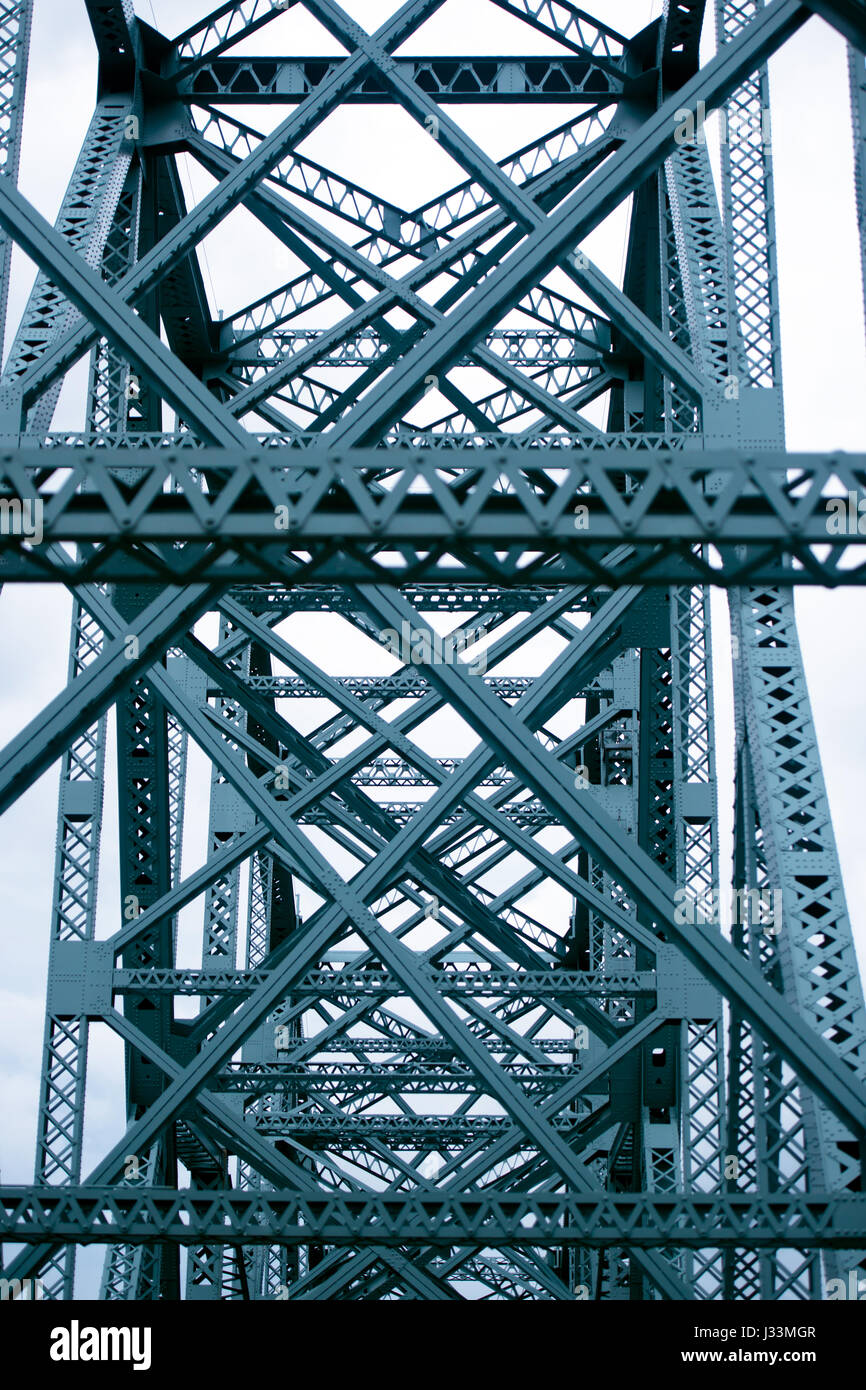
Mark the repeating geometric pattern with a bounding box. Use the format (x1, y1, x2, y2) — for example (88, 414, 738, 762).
(0, 0, 863, 1305)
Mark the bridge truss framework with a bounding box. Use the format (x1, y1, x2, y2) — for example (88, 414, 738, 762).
(1, 0, 866, 1302)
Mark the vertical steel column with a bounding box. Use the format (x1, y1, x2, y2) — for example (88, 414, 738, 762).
(718, 0, 866, 1300)
(237, 638, 302, 1299)
(32, 105, 138, 1305)
(849, 43, 866, 336)
(112, 584, 179, 1301)
(92, 154, 186, 1302)
(184, 616, 248, 1301)
(0, 98, 133, 431)
(0, 0, 32, 364)
(663, 117, 739, 1301)
(33, 601, 107, 1301)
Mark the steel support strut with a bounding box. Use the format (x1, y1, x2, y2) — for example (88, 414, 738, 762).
(1, 0, 865, 1303)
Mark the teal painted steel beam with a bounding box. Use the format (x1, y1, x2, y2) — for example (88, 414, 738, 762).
(327, 1, 807, 445)
(0, 583, 220, 818)
(6, 0, 448, 416)
(3, 1187, 865, 1249)
(355, 586, 866, 1139)
(0, 179, 249, 445)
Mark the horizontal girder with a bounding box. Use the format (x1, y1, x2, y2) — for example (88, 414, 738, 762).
(4, 1188, 865, 1249)
(177, 55, 625, 104)
(267, 1037, 580, 1055)
(4, 447, 866, 586)
(225, 327, 605, 371)
(245, 1110, 599, 1144)
(112, 966, 657, 998)
(224, 674, 545, 698)
(224, 585, 564, 613)
(216, 1059, 586, 1095)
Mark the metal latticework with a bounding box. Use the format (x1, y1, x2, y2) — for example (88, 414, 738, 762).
(1, 0, 865, 1302)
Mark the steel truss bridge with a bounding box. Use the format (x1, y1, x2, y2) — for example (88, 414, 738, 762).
(0, 0, 865, 1302)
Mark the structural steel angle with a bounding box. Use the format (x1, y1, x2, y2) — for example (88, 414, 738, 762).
(0, 0, 864, 1303)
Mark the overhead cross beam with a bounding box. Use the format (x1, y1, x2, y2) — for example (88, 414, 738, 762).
(176, 55, 626, 102)
(301, 0, 709, 407)
(3, 448, 866, 587)
(187, 71, 704, 420)
(4, 1188, 864, 1248)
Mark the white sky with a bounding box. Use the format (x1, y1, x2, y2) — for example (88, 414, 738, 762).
(0, 0, 864, 1296)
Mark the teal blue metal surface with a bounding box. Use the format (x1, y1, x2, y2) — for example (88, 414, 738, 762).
(0, 0, 865, 1301)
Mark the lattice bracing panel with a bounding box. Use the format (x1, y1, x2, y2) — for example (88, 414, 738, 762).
(0, 0, 864, 1304)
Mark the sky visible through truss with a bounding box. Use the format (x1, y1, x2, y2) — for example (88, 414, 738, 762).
(0, 0, 864, 1296)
